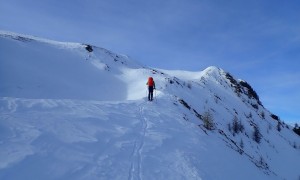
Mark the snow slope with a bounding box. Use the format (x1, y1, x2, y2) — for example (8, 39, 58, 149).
(0, 31, 299, 180)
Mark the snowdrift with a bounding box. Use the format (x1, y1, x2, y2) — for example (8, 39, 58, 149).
(0, 31, 146, 101)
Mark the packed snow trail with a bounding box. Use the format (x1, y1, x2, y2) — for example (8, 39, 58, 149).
(128, 102, 148, 180)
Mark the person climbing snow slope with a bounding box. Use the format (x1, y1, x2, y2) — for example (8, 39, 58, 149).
(146, 77, 156, 101)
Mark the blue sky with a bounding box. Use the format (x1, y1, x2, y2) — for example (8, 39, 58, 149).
(1, 0, 300, 124)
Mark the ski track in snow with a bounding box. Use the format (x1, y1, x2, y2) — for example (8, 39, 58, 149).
(128, 102, 148, 180)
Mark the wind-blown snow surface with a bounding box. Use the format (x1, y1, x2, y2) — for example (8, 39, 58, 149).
(0, 31, 299, 180)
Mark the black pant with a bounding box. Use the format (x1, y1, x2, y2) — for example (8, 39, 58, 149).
(148, 86, 154, 101)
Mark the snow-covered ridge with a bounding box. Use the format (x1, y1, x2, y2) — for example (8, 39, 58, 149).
(0, 31, 144, 101)
(0, 30, 82, 48)
(0, 31, 299, 180)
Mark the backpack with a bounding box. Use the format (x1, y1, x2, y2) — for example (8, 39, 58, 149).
(148, 77, 154, 86)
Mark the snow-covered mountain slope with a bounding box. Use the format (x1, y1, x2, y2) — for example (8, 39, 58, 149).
(0, 31, 299, 180)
